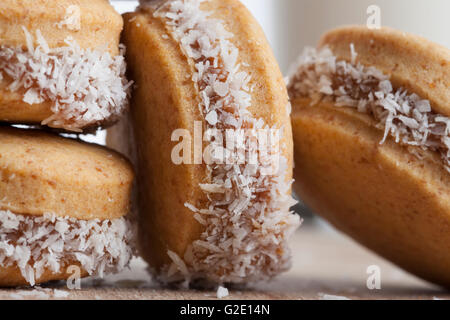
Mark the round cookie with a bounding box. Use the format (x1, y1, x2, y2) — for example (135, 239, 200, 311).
(0, 0, 131, 132)
(0, 126, 134, 287)
(288, 26, 450, 287)
(108, 0, 300, 285)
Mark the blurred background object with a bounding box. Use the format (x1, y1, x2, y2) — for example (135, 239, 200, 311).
(110, 0, 450, 223)
(262, 0, 450, 73)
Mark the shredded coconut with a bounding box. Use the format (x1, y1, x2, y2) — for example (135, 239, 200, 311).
(52, 289, 70, 298)
(0, 210, 133, 286)
(318, 293, 351, 300)
(9, 287, 50, 300)
(141, 0, 300, 284)
(288, 46, 450, 173)
(216, 286, 229, 299)
(0, 28, 132, 132)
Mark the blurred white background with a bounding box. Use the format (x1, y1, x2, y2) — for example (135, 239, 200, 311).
(112, 0, 450, 73)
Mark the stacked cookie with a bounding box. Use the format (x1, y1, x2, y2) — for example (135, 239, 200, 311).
(0, 0, 134, 286)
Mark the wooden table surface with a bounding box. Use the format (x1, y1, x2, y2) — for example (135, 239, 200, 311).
(1, 221, 448, 300)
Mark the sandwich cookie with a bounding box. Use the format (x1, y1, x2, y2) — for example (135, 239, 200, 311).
(288, 26, 450, 287)
(108, 0, 300, 285)
(0, 126, 134, 286)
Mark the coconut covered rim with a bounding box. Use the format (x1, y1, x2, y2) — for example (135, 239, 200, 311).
(288, 45, 450, 173)
(0, 27, 133, 132)
(0, 210, 134, 286)
(139, 0, 301, 285)
(318, 26, 450, 118)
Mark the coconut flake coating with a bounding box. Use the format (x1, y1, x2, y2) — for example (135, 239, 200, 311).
(288, 46, 450, 173)
(141, 0, 300, 284)
(0, 28, 132, 132)
(0, 210, 134, 286)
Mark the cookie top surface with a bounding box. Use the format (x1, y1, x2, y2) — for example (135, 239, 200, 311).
(0, 0, 123, 55)
(318, 26, 450, 117)
(0, 126, 134, 220)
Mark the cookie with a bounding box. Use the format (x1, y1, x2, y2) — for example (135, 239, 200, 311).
(288, 26, 450, 287)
